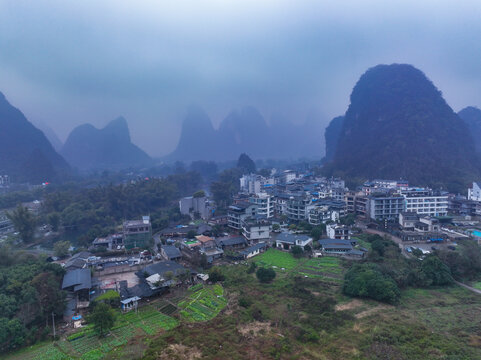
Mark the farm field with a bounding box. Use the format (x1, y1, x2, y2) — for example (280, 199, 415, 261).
(3, 303, 179, 360)
(253, 248, 345, 283)
(178, 284, 228, 322)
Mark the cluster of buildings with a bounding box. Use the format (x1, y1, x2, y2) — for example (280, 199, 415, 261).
(92, 216, 152, 250)
(346, 180, 449, 220)
(228, 173, 348, 236)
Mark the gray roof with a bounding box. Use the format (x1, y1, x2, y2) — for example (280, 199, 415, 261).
(240, 242, 268, 256)
(215, 237, 247, 247)
(276, 233, 311, 244)
(62, 268, 92, 291)
(318, 239, 352, 246)
(162, 245, 182, 259)
(323, 244, 353, 250)
(348, 249, 364, 256)
(143, 261, 186, 277)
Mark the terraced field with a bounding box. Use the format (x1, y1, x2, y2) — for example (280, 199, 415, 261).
(4, 305, 178, 360)
(178, 284, 228, 322)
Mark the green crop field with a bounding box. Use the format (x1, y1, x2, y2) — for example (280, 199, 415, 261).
(253, 248, 301, 270)
(178, 284, 227, 322)
(3, 304, 179, 360)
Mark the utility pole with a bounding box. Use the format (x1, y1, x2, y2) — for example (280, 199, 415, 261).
(52, 312, 56, 338)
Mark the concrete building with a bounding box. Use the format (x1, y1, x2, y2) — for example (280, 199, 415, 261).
(326, 223, 350, 240)
(179, 195, 213, 220)
(367, 195, 405, 220)
(123, 216, 152, 249)
(401, 188, 448, 217)
(286, 194, 314, 221)
(241, 217, 271, 243)
(275, 232, 312, 250)
(399, 212, 419, 229)
(227, 202, 258, 229)
(249, 193, 274, 218)
(468, 182, 481, 202)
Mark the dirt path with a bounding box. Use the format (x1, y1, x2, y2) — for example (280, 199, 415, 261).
(455, 280, 481, 295)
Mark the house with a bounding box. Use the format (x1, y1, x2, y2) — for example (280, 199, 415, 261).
(399, 212, 419, 229)
(275, 232, 312, 250)
(318, 239, 353, 254)
(64, 251, 92, 270)
(242, 217, 271, 243)
(240, 242, 268, 259)
(326, 223, 350, 240)
(123, 216, 151, 249)
(468, 182, 481, 201)
(92, 234, 123, 250)
(228, 202, 258, 229)
(62, 268, 93, 312)
(196, 235, 224, 262)
(179, 195, 214, 220)
(160, 245, 182, 261)
(215, 236, 248, 250)
(367, 195, 405, 220)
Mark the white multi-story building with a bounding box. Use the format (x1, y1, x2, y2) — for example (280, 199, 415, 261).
(468, 182, 481, 202)
(240, 174, 274, 195)
(241, 218, 271, 242)
(326, 223, 350, 240)
(249, 193, 274, 218)
(401, 188, 448, 217)
(286, 194, 314, 221)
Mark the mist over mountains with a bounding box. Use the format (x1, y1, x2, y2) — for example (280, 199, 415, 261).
(0, 92, 70, 183)
(166, 106, 325, 162)
(323, 64, 481, 191)
(61, 117, 153, 172)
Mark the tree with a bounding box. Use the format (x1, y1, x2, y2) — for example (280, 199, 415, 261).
(209, 267, 225, 283)
(7, 205, 36, 243)
(247, 262, 257, 274)
(53, 241, 70, 258)
(310, 225, 325, 240)
(291, 245, 304, 258)
(47, 212, 60, 232)
(89, 303, 116, 337)
(272, 224, 280, 232)
(343, 263, 400, 304)
(256, 267, 276, 283)
(420, 255, 453, 286)
(186, 230, 197, 239)
(193, 190, 206, 198)
(31, 272, 66, 318)
(237, 153, 256, 174)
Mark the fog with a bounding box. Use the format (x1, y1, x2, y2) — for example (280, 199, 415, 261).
(1, 0, 480, 156)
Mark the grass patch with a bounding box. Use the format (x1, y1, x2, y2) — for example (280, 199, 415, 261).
(253, 248, 300, 270)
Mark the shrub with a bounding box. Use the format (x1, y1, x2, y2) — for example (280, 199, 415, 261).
(256, 267, 276, 283)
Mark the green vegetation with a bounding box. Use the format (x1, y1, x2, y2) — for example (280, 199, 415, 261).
(178, 285, 227, 322)
(88, 303, 117, 337)
(0, 249, 65, 353)
(343, 263, 401, 304)
(7, 205, 36, 243)
(254, 248, 300, 270)
(256, 267, 276, 283)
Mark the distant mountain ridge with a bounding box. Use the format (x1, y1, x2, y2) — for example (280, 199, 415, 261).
(61, 117, 153, 172)
(167, 106, 325, 162)
(323, 64, 480, 191)
(0, 91, 70, 183)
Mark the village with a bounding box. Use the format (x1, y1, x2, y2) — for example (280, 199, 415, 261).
(51, 168, 481, 330)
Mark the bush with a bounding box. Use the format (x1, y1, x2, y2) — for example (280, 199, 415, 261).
(256, 267, 276, 283)
(290, 245, 304, 258)
(246, 262, 257, 274)
(209, 267, 225, 283)
(238, 297, 252, 308)
(343, 263, 400, 304)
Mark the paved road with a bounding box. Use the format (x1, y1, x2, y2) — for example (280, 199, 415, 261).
(455, 281, 481, 295)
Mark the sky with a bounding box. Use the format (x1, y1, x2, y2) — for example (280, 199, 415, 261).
(1, 0, 481, 157)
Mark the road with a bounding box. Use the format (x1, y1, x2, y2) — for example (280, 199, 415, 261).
(365, 228, 410, 258)
(455, 281, 481, 295)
